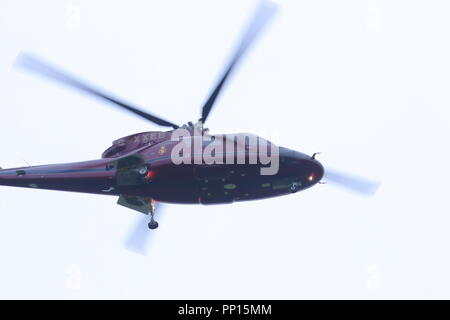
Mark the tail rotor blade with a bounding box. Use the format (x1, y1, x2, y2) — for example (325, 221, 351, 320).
(124, 204, 165, 255)
(124, 214, 153, 255)
(325, 169, 380, 196)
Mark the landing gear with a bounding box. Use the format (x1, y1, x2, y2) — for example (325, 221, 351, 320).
(147, 199, 159, 229)
(148, 215, 159, 229)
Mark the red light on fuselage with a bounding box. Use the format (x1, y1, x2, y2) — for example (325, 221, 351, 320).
(147, 170, 154, 180)
(308, 172, 315, 182)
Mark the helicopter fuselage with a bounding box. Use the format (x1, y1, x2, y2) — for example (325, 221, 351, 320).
(0, 130, 324, 205)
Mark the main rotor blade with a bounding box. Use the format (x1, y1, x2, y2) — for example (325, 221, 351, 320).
(324, 169, 380, 196)
(14, 53, 179, 129)
(200, 0, 278, 123)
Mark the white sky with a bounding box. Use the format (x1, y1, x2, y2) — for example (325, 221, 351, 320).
(0, 0, 450, 299)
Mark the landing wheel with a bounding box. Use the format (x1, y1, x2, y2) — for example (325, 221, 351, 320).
(148, 219, 159, 230)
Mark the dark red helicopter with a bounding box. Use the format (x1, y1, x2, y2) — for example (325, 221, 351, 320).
(0, 1, 378, 242)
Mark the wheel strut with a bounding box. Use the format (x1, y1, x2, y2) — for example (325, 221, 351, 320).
(148, 199, 159, 229)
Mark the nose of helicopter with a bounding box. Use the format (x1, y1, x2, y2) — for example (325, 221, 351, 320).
(281, 149, 324, 187)
(304, 156, 324, 186)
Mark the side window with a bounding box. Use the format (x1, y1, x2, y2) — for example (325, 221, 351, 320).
(102, 145, 126, 158)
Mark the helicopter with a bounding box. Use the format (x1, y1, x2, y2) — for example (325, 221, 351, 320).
(0, 1, 378, 240)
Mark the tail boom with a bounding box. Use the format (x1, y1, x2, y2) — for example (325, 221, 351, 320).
(0, 160, 117, 195)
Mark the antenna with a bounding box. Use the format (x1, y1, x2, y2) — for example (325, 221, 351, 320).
(22, 158, 31, 167)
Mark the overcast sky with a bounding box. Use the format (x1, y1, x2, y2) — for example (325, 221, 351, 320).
(1, 0, 450, 299)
